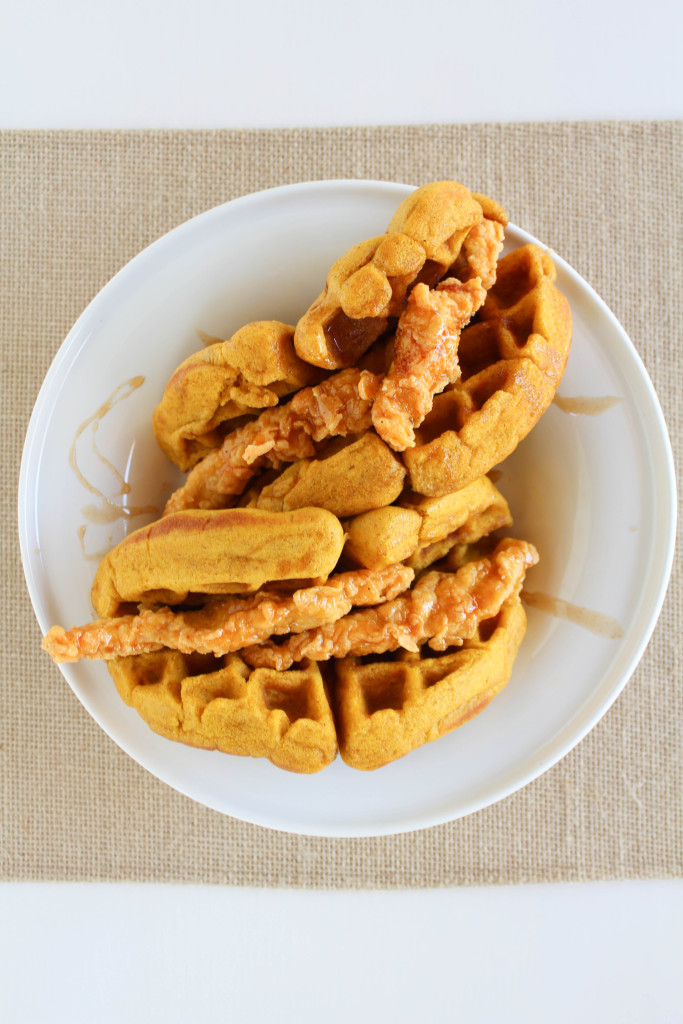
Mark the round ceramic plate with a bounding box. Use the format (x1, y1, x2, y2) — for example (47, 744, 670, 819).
(19, 180, 676, 837)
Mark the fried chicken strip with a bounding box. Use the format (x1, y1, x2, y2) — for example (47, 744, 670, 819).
(372, 218, 505, 452)
(42, 564, 414, 663)
(164, 367, 382, 514)
(242, 538, 538, 670)
(371, 277, 486, 452)
(457, 218, 505, 290)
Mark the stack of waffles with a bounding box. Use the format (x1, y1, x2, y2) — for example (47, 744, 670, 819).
(43, 182, 572, 772)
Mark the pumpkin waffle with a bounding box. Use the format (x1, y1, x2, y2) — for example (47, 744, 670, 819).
(248, 432, 406, 518)
(403, 477, 513, 571)
(108, 651, 338, 773)
(90, 506, 345, 617)
(294, 182, 489, 370)
(104, 544, 531, 773)
(403, 244, 572, 496)
(387, 182, 506, 276)
(333, 594, 526, 770)
(343, 474, 511, 571)
(153, 321, 322, 471)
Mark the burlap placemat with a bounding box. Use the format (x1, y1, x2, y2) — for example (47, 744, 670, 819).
(1, 123, 681, 885)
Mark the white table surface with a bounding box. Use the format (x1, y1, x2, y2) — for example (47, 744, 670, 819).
(3, 2, 682, 1021)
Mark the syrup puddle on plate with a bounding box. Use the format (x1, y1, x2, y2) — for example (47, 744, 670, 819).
(553, 394, 623, 416)
(70, 376, 157, 560)
(522, 590, 624, 639)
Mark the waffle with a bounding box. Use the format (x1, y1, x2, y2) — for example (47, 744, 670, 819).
(403, 244, 572, 497)
(162, 367, 382, 516)
(293, 182, 487, 370)
(248, 432, 406, 518)
(344, 475, 511, 571)
(48, 535, 536, 770)
(333, 594, 526, 770)
(153, 321, 322, 471)
(388, 182, 505, 276)
(107, 562, 528, 773)
(108, 650, 337, 773)
(343, 506, 422, 571)
(91, 506, 345, 617)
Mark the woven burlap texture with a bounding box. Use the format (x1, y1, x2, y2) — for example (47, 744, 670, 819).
(1, 123, 681, 885)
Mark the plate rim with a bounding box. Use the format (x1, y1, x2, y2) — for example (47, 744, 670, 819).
(18, 179, 678, 837)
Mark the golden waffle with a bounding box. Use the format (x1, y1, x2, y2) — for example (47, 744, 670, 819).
(333, 594, 526, 770)
(344, 506, 422, 571)
(387, 181, 500, 274)
(470, 193, 508, 228)
(344, 475, 511, 571)
(403, 244, 572, 496)
(108, 651, 337, 773)
(293, 182, 486, 370)
(249, 432, 406, 518)
(48, 534, 536, 770)
(91, 507, 345, 617)
(153, 321, 322, 470)
(401, 475, 511, 543)
(107, 577, 527, 773)
(162, 366, 382, 516)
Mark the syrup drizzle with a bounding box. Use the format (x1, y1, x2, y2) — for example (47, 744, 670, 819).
(522, 590, 624, 639)
(70, 377, 157, 560)
(553, 394, 622, 416)
(196, 330, 221, 348)
(77, 525, 108, 563)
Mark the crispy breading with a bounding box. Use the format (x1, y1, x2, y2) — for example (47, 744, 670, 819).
(241, 538, 538, 670)
(43, 564, 414, 662)
(371, 277, 485, 451)
(163, 367, 382, 514)
(449, 218, 505, 290)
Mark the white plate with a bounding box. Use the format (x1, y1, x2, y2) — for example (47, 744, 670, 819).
(19, 181, 676, 837)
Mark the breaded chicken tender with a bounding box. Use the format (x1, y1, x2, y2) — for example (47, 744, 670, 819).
(43, 564, 414, 662)
(242, 538, 538, 670)
(294, 182, 485, 369)
(164, 367, 382, 514)
(372, 277, 486, 451)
